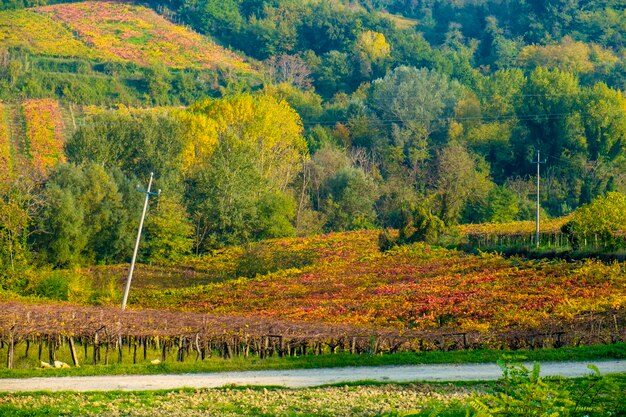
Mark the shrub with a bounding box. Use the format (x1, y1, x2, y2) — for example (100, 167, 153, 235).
(562, 192, 626, 250)
(34, 272, 69, 301)
(471, 358, 624, 416)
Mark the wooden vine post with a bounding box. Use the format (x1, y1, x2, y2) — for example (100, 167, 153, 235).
(68, 336, 80, 367)
(6, 327, 15, 370)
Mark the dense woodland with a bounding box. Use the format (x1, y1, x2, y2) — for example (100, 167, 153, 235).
(1, 0, 626, 294)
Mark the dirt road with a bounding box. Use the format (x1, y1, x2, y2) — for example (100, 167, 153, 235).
(1, 360, 625, 392)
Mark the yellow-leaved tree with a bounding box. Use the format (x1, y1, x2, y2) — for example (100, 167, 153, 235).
(356, 30, 391, 65)
(177, 110, 219, 175)
(185, 93, 308, 191)
(181, 93, 308, 251)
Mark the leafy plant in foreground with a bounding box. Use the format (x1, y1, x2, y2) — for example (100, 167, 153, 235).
(471, 357, 624, 416)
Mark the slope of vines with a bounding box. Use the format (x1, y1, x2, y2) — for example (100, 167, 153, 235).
(128, 232, 626, 333)
(3, 231, 626, 369)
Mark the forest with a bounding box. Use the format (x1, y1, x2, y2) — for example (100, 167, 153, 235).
(0, 0, 626, 293)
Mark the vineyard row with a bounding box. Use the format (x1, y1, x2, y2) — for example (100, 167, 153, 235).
(466, 231, 626, 251)
(1, 303, 625, 369)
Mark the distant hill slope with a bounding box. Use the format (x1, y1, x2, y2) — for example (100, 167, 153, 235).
(0, 1, 251, 71)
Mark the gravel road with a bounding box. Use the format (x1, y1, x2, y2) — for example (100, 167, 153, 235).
(1, 360, 625, 392)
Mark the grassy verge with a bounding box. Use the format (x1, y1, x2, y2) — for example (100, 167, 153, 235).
(1, 343, 625, 379)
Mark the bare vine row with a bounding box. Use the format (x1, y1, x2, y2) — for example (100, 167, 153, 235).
(1, 302, 624, 369)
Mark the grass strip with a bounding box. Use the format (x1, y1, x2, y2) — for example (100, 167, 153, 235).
(1, 342, 624, 379)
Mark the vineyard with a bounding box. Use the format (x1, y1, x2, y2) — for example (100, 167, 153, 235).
(458, 218, 626, 252)
(22, 99, 66, 175)
(128, 231, 626, 331)
(2, 230, 625, 369)
(0, 9, 100, 60)
(0, 99, 68, 177)
(34, 1, 250, 71)
(1, 300, 625, 370)
(0, 103, 10, 177)
(0, 2, 250, 71)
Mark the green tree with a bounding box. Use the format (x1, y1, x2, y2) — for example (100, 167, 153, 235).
(35, 163, 136, 266)
(562, 191, 626, 250)
(485, 186, 520, 223)
(369, 66, 463, 176)
(321, 166, 378, 231)
(583, 82, 626, 162)
(188, 134, 297, 250)
(144, 194, 194, 262)
(144, 63, 172, 105)
(255, 191, 297, 240)
(67, 109, 186, 184)
(434, 142, 493, 225)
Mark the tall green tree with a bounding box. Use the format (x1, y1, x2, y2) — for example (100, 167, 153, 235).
(66, 109, 186, 184)
(369, 66, 463, 177)
(434, 142, 493, 225)
(35, 163, 137, 266)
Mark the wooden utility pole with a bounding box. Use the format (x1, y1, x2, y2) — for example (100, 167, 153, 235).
(121, 172, 160, 310)
(533, 150, 547, 248)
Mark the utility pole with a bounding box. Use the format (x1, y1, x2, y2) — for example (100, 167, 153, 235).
(533, 150, 547, 248)
(121, 172, 160, 310)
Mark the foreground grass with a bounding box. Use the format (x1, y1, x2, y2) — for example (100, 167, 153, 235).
(1, 343, 625, 379)
(0, 384, 473, 417)
(1, 373, 625, 417)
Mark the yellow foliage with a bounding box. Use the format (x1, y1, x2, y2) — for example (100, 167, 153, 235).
(0, 2, 253, 71)
(175, 110, 219, 175)
(187, 94, 308, 190)
(0, 10, 102, 59)
(517, 36, 614, 74)
(356, 30, 391, 63)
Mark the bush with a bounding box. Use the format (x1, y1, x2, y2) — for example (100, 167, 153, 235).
(471, 358, 624, 416)
(90, 276, 120, 305)
(28, 269, 92, 302)
(34, 272, 69, 301)
(562, 192, 626, 250)
(378, 203, 446, 251)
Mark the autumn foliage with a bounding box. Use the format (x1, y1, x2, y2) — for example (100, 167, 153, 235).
(0, 104, 10, 177)
(35, 1, 250, 71)
(0, 9, 99, 59)
(22, 99, 66, 176)
(126, 231, 626, 337)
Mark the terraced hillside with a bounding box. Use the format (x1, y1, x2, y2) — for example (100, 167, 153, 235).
(0, 1, 250, 71)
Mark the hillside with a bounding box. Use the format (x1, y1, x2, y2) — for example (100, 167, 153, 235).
(0, 99, 67, 177)
(2, 230, 624, 358)
(0, 0, 625, 317)
(1, 1, 250, 71)
(0, 2, 259, 106)
(80, 230, 625, 337)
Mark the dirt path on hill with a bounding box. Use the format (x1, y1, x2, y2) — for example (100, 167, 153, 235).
(1, 360, 625, 392)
